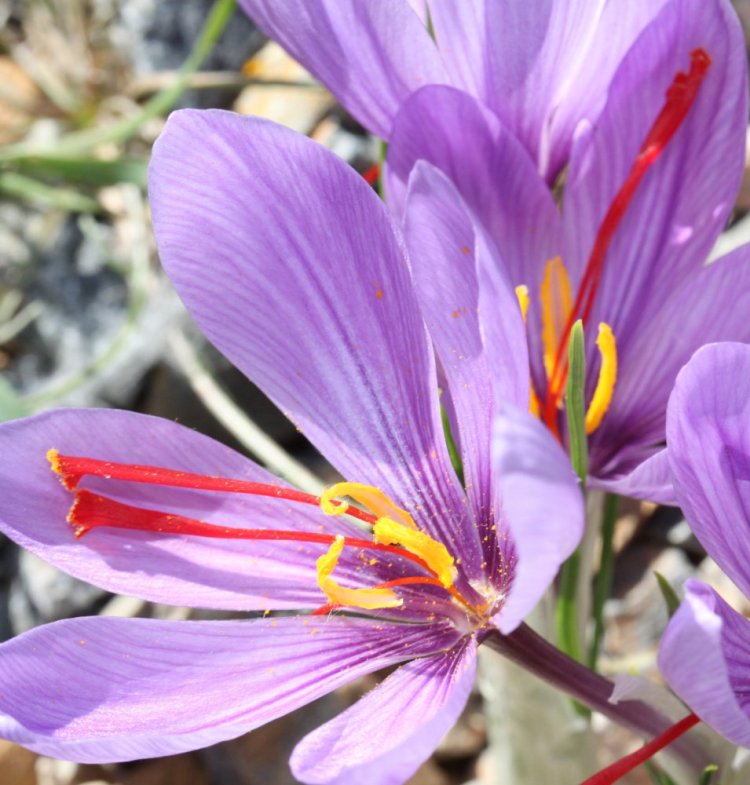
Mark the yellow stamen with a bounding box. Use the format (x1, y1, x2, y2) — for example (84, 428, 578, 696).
(316, 535, 403, 610)
(540, 257, 573, 380)
(529, 387, 541, 418)
(47, 448, 62, 475)
(515, 286, 542, 417)
(515, 284, 530, 323)
(585, 323, 618, 434)
(320, 482, 417, 529)
(373, 518, 456, 589)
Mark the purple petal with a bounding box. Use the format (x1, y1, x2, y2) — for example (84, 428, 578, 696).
(564, 0, 747, 359)
(403, 161, 528, 571)
(387, 86, 560, 389)
(428, 0, 669, 181)
(404, 0, 427, 25)
(149, 110, 484, 581)
(591, 244, 750, 475)
(492, 406, 584, 633)
(590, 448, 676, 506)
(659, 581, 750, 746)
(237, 0, 447, 138)
(291, 636, 476, 785)
(388, 85, 561, 289)
(0, 614, 461, 762)
(667, 342, 750, 599)
(0, 409, 375, 611)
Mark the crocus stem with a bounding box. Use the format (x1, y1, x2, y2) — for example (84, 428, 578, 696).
(484, 624, 708, 774)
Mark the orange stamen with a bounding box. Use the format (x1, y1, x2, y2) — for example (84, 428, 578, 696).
(542, 48, 711, 431)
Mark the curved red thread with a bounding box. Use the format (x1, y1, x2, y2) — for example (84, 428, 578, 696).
(68, 489, 433, 574)
(52, 452, 376, 527)
(579, 713, 700, 785)
(542, 48, 711, 431)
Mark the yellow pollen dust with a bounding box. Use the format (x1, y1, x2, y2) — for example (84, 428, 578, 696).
(540, 257, 573, 380)
(316, 536, 402, 610)
(584, 323, 618, 435)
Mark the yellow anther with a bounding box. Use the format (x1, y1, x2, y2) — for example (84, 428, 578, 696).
(319, 486, 349, 516)
(515, 285, 530, 323)
(585, 323, 618, 435)
(373, 518, 456, 589)
(316, 535, 403, 610)
(320, 482, 417, 529)
(540, 257, 573, 380)
(47, 448, 62, 475)
(529, 387, 541, 418)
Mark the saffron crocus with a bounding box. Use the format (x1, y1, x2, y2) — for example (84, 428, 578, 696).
(240, 0, 749, 502)
(0, 111, 584, 783)
(657, 342, 750, 748)
(238, 0, 679, 183)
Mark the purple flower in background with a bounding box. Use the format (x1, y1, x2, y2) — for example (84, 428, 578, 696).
(658, 343, 750, 746)
(240, 0, 677, 182)
(0, 112, 583, 783)
(240, 0, 750, 504)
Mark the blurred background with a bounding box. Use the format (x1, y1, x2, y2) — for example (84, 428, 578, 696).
(2, 2, 750, 784)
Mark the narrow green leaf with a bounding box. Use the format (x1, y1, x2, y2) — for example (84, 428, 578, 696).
(645, 760, 679, 785)
(441, 403, 464, 486)
(556, 548, 583, 662)
(0, 171, 100, 213)
(565, 319, 588, 486)
(588, 493, 619, 669)
(654, 571, 681, 619)
(0, 0, 236, 163)
(556, 319, 587, 669)
(16, 156, 148, 187)
(0, 378, 29, 421)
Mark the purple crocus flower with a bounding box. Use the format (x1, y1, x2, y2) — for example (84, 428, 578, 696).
(239, 0, 750, 503)
(0, 111, 584, 783)
(658, 342, 750, 747)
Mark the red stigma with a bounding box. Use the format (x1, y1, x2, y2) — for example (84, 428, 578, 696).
(52, 452, 448, 592)
(51, 452, 376, 527)
(579, 713, 699, 785)
(542, 48, 711, 431)
(361, 162, 380, 186)
(68, 489, 432, 571)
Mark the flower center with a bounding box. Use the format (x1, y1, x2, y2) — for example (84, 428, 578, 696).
(518, 48, 711, 438)
(48, 450, 481, 617)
